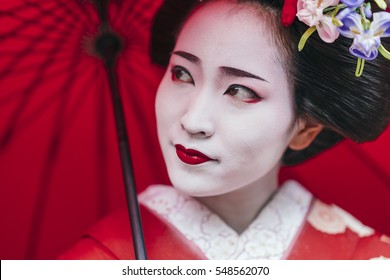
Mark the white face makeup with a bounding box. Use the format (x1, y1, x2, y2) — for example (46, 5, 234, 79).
(155, 1, 298, 197)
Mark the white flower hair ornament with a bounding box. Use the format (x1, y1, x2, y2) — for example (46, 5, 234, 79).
(282, 0, 390, 76)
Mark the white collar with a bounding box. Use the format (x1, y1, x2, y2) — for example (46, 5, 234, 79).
(139, 180, 312, 260)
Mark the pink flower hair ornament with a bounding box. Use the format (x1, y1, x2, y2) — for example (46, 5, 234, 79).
(282, 0, 390, 76)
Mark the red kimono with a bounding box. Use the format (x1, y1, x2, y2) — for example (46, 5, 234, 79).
(60, 181, 390, 260)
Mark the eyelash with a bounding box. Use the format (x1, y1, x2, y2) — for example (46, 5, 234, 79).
(170, 66, 194, 85)
(170, 65, 262, 103)
(224, 84, 263, 103)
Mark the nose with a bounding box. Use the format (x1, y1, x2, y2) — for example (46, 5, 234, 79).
(180, 90, 215, 138)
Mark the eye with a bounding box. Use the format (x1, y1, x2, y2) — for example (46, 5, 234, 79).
(170, 66, 194, 85)
(224, 84, 262, 103)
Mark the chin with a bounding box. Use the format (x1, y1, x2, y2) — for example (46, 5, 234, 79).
(170, 177, 207, 197)
(171, 177, 215, 197)
(169, 175, 224, 198)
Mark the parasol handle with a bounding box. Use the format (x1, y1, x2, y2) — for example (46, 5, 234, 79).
(106, 62, 148, 260)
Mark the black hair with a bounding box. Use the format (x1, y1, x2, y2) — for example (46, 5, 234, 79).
(150, 0, 390, 165)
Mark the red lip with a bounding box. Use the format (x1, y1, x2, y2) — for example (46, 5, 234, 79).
(175, 144, 212, 165)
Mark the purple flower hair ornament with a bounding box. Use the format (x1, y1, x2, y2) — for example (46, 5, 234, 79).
(340, 0, 365, 8)
(295, 0, 390, 76)
(338, 11, 390, 75)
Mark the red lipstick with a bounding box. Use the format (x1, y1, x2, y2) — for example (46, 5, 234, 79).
(175, 144, 212, 165)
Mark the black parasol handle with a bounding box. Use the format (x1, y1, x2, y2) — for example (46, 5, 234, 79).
(106, 61, 148, 260)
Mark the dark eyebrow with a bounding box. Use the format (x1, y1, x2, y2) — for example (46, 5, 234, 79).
(172, 51, 268, 82)
(220, 66, 268, 82)
(172, 51, 200, 64)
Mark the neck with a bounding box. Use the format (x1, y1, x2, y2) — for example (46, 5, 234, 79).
(195, 165, 280, 234)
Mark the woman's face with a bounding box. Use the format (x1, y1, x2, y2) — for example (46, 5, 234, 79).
(155, 1, 298, 197)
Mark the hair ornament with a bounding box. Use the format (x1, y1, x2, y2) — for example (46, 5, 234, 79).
(282, 0, 390, 76)
(282, 0, 299, 26)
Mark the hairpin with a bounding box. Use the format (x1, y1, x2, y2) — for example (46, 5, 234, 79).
(282, 0, 390, 76)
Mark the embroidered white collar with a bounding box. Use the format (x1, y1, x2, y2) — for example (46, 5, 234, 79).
(139, 180, 312, 260)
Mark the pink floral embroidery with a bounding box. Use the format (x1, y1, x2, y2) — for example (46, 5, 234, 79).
(308, 200, 374, 237)
(308, 200, 347, 234)
(380, 234, 390, 245)
(332, 205, 374, 237)
(297, 0, 340, 42)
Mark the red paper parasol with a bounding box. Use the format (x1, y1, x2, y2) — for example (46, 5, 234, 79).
(0, 0, 169, 259)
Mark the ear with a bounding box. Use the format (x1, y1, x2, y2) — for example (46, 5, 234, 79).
(289, 119, 323, 151)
